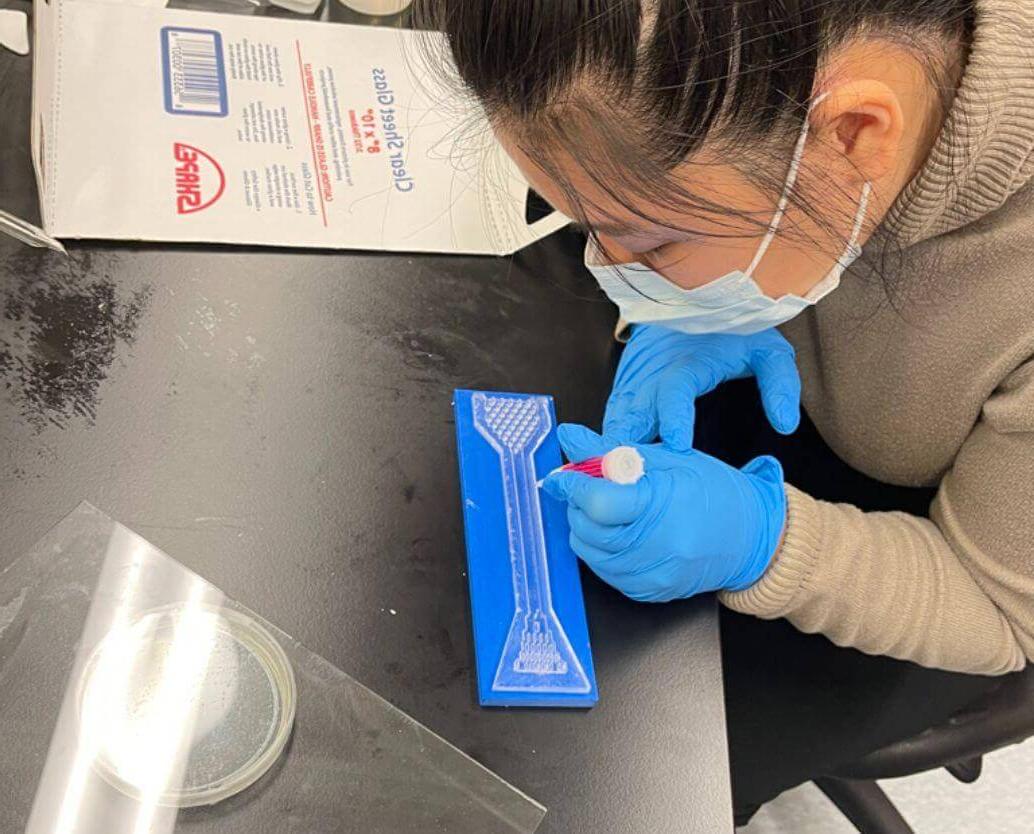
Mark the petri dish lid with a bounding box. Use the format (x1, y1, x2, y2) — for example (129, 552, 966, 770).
(77, 603, 296, 808)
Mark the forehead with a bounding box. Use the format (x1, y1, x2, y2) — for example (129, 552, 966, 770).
(496, 127, 771, 236)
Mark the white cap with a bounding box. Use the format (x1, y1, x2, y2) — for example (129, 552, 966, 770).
(601, 447, 645, 485)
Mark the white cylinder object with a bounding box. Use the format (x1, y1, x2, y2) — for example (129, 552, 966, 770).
(601, 447, 646, 485)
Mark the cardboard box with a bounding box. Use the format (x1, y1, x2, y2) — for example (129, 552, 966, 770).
(27, 0, 566, 254)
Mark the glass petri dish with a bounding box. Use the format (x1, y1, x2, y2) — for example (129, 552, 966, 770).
(77, 603, 296, 807)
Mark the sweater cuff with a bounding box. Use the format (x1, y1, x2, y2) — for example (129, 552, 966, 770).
(719, 484, 824, 617)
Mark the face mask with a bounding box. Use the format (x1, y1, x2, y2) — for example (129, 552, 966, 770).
(584, 95, 872, 336)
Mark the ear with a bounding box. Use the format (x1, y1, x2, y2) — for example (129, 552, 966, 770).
(810, 80, 904, 185)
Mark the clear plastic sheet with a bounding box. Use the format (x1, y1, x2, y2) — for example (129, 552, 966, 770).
(0, 503, 546, 834)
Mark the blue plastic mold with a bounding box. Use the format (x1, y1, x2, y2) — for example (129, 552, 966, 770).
(453, 390, 598, 708)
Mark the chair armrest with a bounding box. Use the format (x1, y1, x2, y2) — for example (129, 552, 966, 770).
(834, 667, 1034, 780)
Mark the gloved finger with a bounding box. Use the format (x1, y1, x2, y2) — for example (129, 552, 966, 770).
(567, 507, 634, 554)
(542, 470, 650, 525)
(578, 560, 631, 601)
(623, 576, 679, 603)
(602, 391, 656, 445)
(656, 369, 699, 454)
(592, 561, 670, 604)
(741, 454, 785, 484)
(569, 532, 623, 573)
(617, 552, 702, 603)
(569, 533, 681, 602)
(631, 444, 701, 472)
(556, 423, 611, 464)
(750, 341, 801, 434)
(568, 536, 646, 601)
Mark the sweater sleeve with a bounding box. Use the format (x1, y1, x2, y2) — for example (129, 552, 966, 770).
(719, 363, 1034, 676)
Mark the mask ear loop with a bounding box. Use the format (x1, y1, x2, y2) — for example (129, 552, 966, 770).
(800, 180, 872, 300)
(744, 93, 828, 278)
(842, 182, 872, 263)
(590, 92, 871, 304)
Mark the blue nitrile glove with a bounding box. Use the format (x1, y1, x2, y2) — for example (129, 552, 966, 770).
(604, 325, 801, 452)
(541, 424, 787, 602)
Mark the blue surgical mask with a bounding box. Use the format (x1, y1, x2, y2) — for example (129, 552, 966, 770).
(584, 96, 872, 336)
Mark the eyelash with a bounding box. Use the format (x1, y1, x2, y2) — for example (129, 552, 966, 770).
(641, 240, 681, 259)
(575, 222, 697, 260)
(640, 241, 700, 273)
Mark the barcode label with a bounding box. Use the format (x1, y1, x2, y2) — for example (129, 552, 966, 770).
(161, 27, 228, 118)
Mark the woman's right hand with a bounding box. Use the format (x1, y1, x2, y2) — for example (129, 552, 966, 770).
(603, 325, 802, 452)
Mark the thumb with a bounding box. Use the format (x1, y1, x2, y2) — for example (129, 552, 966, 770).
(741, 454, 785, 485)
(751, 344, 801, 435)
(556, 423, 612, 464)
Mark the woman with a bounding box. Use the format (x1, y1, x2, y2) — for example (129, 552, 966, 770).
(419, 0, 1033, 821)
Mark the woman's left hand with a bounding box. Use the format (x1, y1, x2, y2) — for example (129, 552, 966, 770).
(541, 424, 787, 602)
(604, 324, 801, 452)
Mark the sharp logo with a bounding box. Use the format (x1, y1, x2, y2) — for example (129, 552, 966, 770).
(174, 142, 226, 215)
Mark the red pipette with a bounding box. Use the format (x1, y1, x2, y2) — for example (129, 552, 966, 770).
(543, 446, 645, 486)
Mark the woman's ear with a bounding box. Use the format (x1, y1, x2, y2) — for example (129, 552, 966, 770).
(810, 80, 905, 185)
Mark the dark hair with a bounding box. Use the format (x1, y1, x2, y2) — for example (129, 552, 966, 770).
(415, 0, 972, 260)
